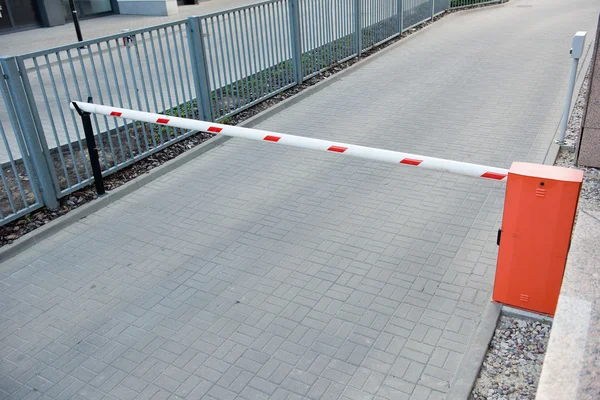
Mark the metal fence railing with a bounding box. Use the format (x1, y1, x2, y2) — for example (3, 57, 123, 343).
(200, 0, 297, 120)
(300, 0, 357, 78)
(435, 0, 451, 15)
(449, 0, 501, 9)
(0, 62, 45, 224)
(13, 20, 202, 198)
(0, 0, 495, 226)
(403, 0, 433, 29)
(360, 0, 400, 51)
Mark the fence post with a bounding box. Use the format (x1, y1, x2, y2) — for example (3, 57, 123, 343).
(432, 0, 435, 19)
(0, 57, 59, 209)
(355, 0, 362, 56)
(186, 16, 214, 122)
(398, 0, 403, 34)
(288, 0, 304, 84)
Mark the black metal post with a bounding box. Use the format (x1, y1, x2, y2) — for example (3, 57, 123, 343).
(72, 100, 105, 196)
(68, 0, 84, 42)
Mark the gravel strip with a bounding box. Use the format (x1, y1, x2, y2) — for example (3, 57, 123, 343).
(554, 67, 600, 211)
(470, 316, 552, 400)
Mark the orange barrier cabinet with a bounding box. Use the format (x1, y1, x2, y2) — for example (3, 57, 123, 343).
(492, 162, 583, 316)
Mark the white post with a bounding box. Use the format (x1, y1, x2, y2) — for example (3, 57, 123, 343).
(557, 31, 587, 145)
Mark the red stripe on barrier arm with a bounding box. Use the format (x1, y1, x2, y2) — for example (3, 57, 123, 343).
(264, 135, 281, 142)
(70, 102, 512, 183)
(328, 146, 347, 153)
(400, 158, 423, 166)
(481, 172, 507, 180)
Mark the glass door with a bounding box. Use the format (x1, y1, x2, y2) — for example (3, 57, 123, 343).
(78, 0, 113, 15)
(62, 0, 113, 20)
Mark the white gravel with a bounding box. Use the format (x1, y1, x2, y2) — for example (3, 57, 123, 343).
(470, 316, 552, 400)
(554, 68, 600, 211)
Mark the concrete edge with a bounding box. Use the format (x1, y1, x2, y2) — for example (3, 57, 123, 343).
(502, 306, 554, 323)
(543, 35, 596, 165)
(447, 300, 503, 400)
(0, 8, 454, 263)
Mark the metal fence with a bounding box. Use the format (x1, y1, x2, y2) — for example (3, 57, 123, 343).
(0, 63, 44, 225)
(449, 0, 501, 9)
(0, 0, 487, 226)
(13, 20, 201, 198)
(300, 0, 357, 77)
(435, 0, 451, 15)
(200, 0, 297, 120)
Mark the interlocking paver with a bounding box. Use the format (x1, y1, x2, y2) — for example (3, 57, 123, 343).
(1, 1, 599, 399)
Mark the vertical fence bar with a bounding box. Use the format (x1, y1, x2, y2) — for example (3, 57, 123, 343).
(0, 57, 58, 209)
(15, 57, 62, 194)
(431, 0, 435, 19)
(288, 0, 304, 84)
(186, 17, 214, 122)
(354, 0, 362, 56)
(397, 0, 404, 32)
(0, 123, 26, 214)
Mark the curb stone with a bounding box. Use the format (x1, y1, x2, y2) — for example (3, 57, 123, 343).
(447, 300, 503, 400)
(502, 306, 554, 323)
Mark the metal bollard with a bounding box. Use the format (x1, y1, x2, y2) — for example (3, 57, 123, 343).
(557, 31, 587, 145)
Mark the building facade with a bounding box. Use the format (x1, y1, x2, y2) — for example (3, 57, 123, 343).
(0, 0, 119, 33)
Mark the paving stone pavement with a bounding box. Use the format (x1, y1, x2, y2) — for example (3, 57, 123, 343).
(1, 0, 599, 399)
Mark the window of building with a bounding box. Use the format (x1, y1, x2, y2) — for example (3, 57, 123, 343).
(62, 0, 113, 20)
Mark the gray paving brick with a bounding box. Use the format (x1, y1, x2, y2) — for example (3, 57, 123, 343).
(239, 385, 271, 400)
(248, 376, 278, 395)
(403, 362, 425, 384)
(77, 385, 106, 400)
(411, 385, 433, 400)
(120, 375, 148, 393)
(109, 383, 139, 400)
(429, 347, 449, 369)
(184, 379, 213, 398)
(418, 374, 450, 393)
(377, 384, 411, 400)
(0, 376, 22, 395)
(383, 375, 415, 395)
(207, 384, 236, 400)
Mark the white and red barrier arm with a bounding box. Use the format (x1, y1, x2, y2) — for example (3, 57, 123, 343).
(70, 101, 509, 182)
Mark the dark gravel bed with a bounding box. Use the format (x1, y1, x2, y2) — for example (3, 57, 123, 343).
(470, 316, 552, 400)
